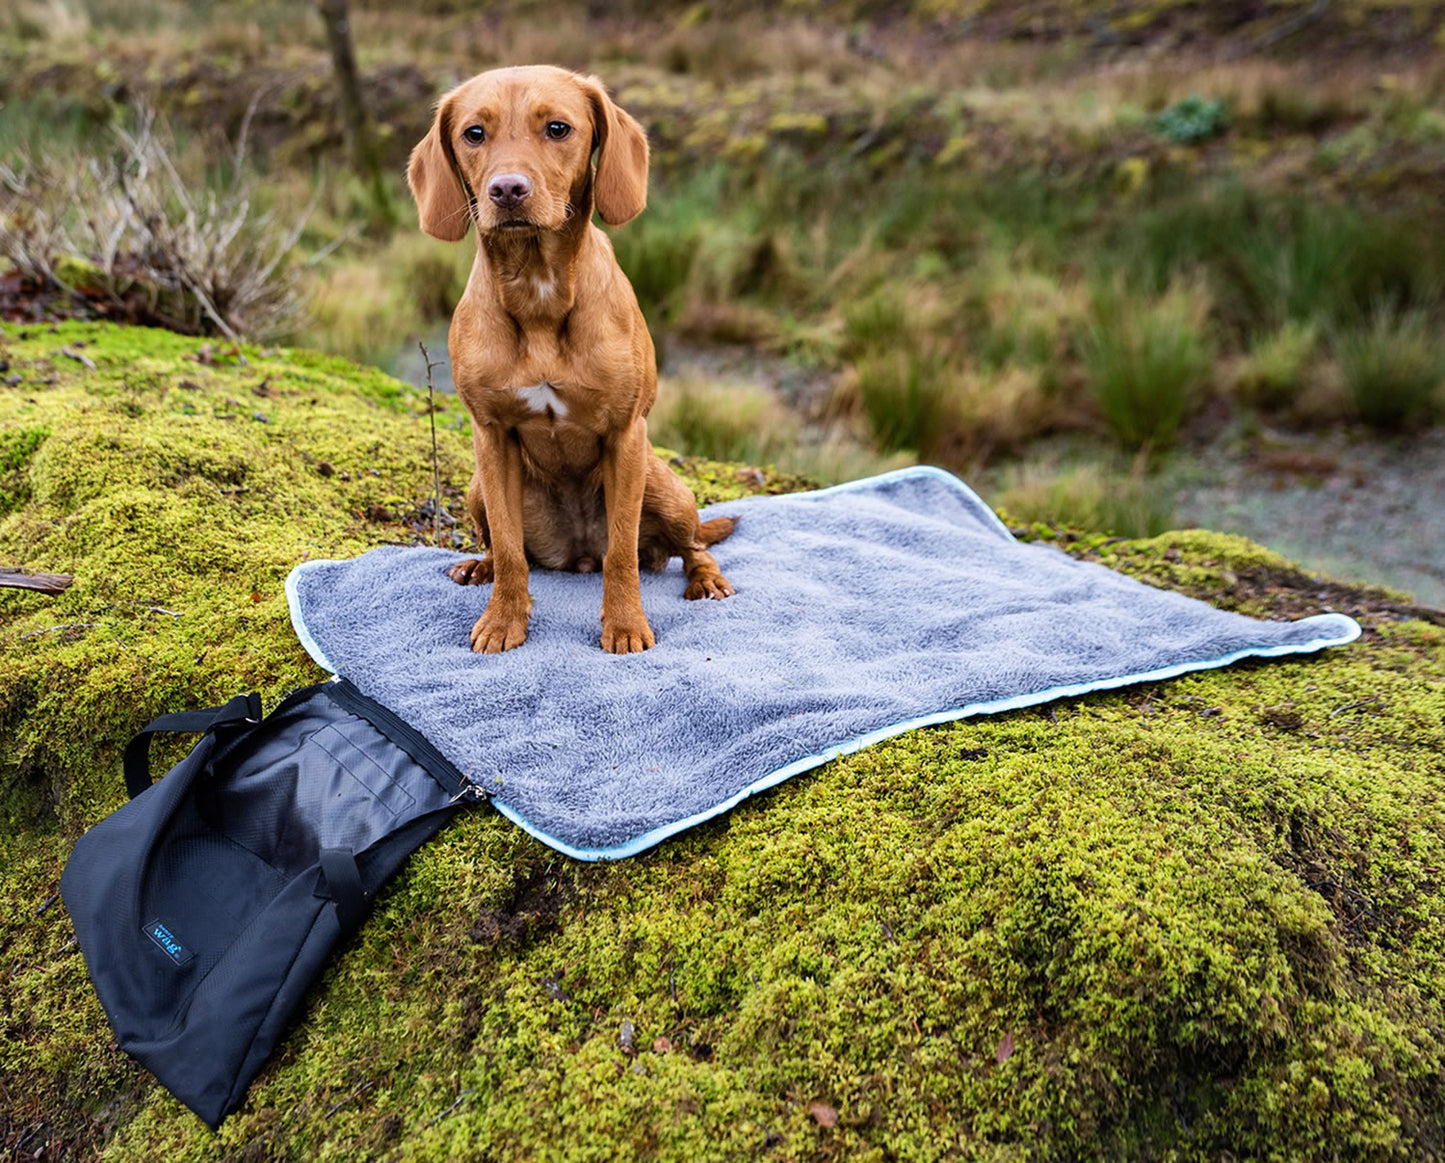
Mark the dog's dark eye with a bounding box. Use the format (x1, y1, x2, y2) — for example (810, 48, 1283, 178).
(545, 121, 572, 141)
(462, 125, 485, 145)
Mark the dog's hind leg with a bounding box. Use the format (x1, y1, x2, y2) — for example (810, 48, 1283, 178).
(642, 456, 737, 600)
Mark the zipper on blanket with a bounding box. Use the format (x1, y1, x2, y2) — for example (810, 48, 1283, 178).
(322, 678, 487, 805)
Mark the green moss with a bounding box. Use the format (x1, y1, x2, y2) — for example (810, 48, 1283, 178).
(3, 322, 1444, 1158)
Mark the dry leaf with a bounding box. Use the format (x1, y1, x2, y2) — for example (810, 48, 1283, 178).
(996, 1030, 1015, 1063)
(807, 1101, 839, 1128)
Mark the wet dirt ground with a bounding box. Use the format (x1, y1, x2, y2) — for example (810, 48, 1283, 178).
(1172, 425, 1445, 609)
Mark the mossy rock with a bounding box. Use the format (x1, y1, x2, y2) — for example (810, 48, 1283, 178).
(2, 322, 1443, 1159)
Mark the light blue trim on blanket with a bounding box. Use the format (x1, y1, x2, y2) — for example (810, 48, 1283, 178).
(486, 609, 1360, 861)
(285, 466, 1361, 861)
(284, 565, 339, 675)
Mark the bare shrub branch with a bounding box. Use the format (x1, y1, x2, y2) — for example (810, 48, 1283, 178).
(0, 104, 312, 341)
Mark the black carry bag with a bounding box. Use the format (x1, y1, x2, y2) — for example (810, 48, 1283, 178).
(59, 678, 482, 1129)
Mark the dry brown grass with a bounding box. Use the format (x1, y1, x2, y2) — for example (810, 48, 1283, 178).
(1, 108, 311, 341)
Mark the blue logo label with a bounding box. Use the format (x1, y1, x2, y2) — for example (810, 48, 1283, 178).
(144, 919, 194, 966)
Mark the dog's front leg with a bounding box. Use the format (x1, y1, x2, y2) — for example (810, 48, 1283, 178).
(469, 424, 531, 653)
(599, 419, 655, 654)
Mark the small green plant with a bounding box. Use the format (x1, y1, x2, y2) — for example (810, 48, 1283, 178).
(649, 379, 800, 465)
(994, 453, 1175, 539)
(1153, 95, 1230, 145)
(1234, 320, 1319, 411)
(842, 288, 911, 355)
(1337, 307, 1443, 430)
(1081, 282, 1212, 449)
(853, 349, 952, 454)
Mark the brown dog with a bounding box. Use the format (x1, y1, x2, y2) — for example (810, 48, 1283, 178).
(407, 65, 736, 654)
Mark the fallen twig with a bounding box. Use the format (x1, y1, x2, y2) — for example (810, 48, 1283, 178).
(19, 622, 97, 639)
(1329, 697, 1382, 719)
(0, 567, 73, 594)
(326, 1078, 376, 1117)
(60, 344, 96, 370)
(418, 340, 447, 549)
(426, 1089, 474, 1128)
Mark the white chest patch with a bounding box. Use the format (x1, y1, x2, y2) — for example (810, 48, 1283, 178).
(513, 381, 568, 419)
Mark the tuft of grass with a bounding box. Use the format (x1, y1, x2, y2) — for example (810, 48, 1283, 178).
(649, 375, 909, 485)
(1080, 281, 1212, 450)
(842, 287, 911, 354)
(993, 452, 1176, 539)
(838, 286, 958, 456)
(962, 262, 1079, 378)
(1233, 319, 1319, 412)
(648, 377, 800, 466)
(1337, 307, 1444, 430)
(849, 349, 955, 455)
(609, 185, 710, 328)
(301, 232, 471, 367)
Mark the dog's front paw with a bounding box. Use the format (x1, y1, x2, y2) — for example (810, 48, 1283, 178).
(685, 572, 735, 601)
(470, 608, 528, 653)
(601, 613, 656, 654)
(448, 557, 494, 585)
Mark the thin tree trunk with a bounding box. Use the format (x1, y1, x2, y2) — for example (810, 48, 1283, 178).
(317, 0, 395, 227)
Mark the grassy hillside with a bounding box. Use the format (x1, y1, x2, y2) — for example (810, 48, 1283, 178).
(4, 0, 1443, 485)
(1, 321, 1443, 1159)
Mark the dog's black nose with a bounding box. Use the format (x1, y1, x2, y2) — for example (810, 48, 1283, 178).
(488, 173, 533, 210)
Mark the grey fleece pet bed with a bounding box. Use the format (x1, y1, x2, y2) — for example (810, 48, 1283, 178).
(286, 467, 1359, 860)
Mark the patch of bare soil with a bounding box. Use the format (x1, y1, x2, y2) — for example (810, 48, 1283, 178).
(1174, 425, 1445, 609)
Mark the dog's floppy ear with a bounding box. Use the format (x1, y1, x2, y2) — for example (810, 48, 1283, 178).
(580, 76, 649, 227)
(408, 93, 472, 242)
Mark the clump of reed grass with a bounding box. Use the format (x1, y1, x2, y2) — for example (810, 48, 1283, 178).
(837, 286, 957, 455)
(1233, 320, 1319, 412)
(1080, 281, 1212, 449)
(849, 348, 955, 454)
(302, 232, 470, 367)
(648, 377, 801, 466)
(1337, 307, 1443, 430)
(993, 452, 1175, 539)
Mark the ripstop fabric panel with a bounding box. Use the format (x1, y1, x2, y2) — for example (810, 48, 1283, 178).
(61, 684, 463, 1128)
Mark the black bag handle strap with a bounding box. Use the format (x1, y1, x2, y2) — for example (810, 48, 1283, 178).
(317, 848, 367, 930)
(122, 693, 263, 799)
